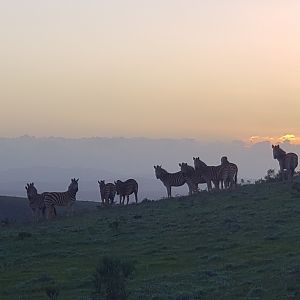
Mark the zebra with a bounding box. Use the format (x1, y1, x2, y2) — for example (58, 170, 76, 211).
(25, 183, 46, 222)
(179, 163, 206, 192)
(44, 178, 79, 219)
(272, 145, 298, 181)
(220, 156, 238, 189)
(154, 165, 195, 198)
(114, 179, 138, 205)
(193, 157, 223, 191)
(98, 180, 116, 205)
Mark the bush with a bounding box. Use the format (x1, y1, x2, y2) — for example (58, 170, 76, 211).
(92, 256, 135, 300)
(45, 286, 60, 300)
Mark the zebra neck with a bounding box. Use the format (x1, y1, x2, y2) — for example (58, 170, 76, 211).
(67, 190, 77, 200)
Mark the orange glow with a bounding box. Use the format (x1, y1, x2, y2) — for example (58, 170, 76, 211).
(248, 134, 300, 144)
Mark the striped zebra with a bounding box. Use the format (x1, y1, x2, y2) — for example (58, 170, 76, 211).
(179, 163, 206, 192)
(98, 180, 116, 205)
(114, 179, 138, 205)
(25, 183, 46, 222)
(220, 156, 238, 189)
(193, 157, 223, 191)
(272, 145, 298, 181)
(44, 178, 79, 219)
(154, 165, 195, 198)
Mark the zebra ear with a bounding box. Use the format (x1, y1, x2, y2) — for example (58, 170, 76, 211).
(272, 145, 274, 148)
(179, 163, 182, 167)
(76, 178, 79, 182)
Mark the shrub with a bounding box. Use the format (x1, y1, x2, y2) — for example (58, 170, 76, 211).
(45, 286, 60, 300)
(92, 256, 135, 300)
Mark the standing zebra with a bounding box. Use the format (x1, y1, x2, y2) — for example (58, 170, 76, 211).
(114, 179, 138, 205)
(272, 145, 298, 181)
(220, 156, 238, 189)
(98, 180, 116, 205)
(44, 178, 79, 219)
(193, 158, 223, 191)
(154, 165, 195, 198)
(25, 183, 46, 222)
(179, 163, 206, 192)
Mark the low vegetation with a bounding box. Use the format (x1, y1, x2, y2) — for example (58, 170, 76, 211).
(1, 178, 300, 299)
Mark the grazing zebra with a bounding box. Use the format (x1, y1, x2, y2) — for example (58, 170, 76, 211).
(25, 183, 46, 222)
(98, 180, 116, 205)
(114, 179, 138, 205)
(220, 156, 238, 189)
(179, 163, 206, 192)
(154, 165, 195, 198)
(44, 178, 79, 219)
(272, 145, 298, 181)
(193, 157, 223, 191)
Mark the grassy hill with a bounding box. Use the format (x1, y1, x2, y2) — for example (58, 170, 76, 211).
(1, 181, 300, 300)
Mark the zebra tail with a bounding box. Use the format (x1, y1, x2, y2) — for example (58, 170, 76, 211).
(235, 171, 238, 185)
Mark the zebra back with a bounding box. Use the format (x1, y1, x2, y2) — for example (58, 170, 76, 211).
(115, 179, 138, 196)
(44, 178, 79, 208)
(193, 157, 222, 181)
(179, 163, 206, 185)
(154, 165, 186, 187)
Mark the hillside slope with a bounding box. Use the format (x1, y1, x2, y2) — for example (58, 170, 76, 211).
(0, 196, 99, 223)
(1, 181, 300, 299)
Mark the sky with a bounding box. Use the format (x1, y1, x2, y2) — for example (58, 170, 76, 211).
(1, 1, 300, 142)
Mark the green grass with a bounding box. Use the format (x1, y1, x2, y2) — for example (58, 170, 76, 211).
(1, 181, 300, 299)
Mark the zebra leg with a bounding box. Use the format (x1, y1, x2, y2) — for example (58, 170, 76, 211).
(167, 186, 172, 198)
(187, 183, 192, 196)
(134, 191, 138, 203)
(206, 180, 212, 192)
(126, 195, 129, 205)
(46, 206, 51, 220)
(213, 180, 220, 190)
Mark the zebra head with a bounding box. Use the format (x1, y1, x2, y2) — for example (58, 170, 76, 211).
(98, 180, 106, 190)
(179, 163, 194, 175)
(68, 178, 79, 194)
(221, 156, 228, 164)
(272, 145, 286, 159)
(193, 157, 207, 170)
(154, 165, 164, 179)
(25, 182, 38, 199)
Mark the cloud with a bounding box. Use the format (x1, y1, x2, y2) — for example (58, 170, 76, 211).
(248, 134, 300, 144)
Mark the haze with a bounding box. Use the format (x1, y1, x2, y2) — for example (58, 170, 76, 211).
(1, 1, 300, 140)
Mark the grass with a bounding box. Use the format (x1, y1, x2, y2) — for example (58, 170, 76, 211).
(1, 180, 300, 299)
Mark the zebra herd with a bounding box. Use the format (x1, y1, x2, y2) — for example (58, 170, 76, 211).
(25, 144, 298, 222)
(26, 178, 138, 221)
(155, 156, 238, 198)
(98, 179, 138, 206)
